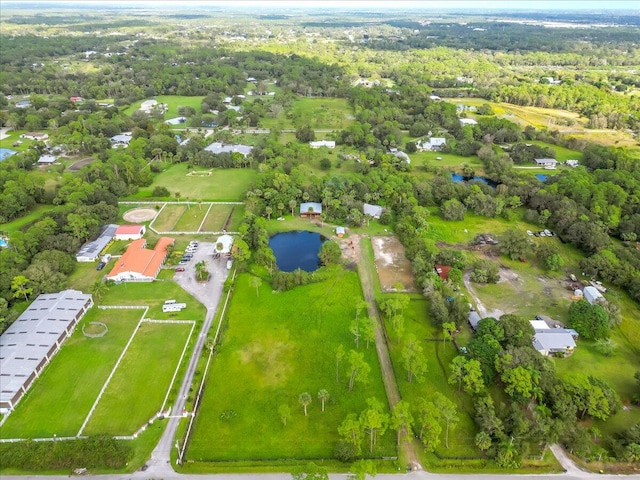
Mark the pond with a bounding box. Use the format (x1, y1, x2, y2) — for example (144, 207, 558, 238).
(269, 231, 326, 272)
(451, 173, 498, 188)
(535, 174, 548, 182)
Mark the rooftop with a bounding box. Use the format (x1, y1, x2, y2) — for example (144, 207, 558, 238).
(107, 237, 174, 279)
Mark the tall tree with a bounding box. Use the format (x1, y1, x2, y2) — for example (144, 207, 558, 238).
(279, 404, 291, 426)
(11, 275, 32, 302)
(402, 334, 427, 383)
(251, 276, 262, 297)
(391, 400, 414, 447)
(359, 398, 389, 454)
(318, 389, 330, 412)
(434, 393, 459, 449)
(347, 349, 370, 391)
(336, 344, 345, 382)
(299, 392, 312, 417)
(338, 413, 363, 454)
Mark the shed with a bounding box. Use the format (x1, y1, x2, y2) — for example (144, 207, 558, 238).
(336, 226, 345, 238)
(310, 140, 336, 149)
(468, 311, 482, 331)
(459, 118, 478, 126)
(583, 286, 604, 305)
(435, 264, 451, 281)
(215, 234, 234, 255)
(76, 224, 118, 262)
(534, 158, 558, 167)
(37, 154, 56, 165)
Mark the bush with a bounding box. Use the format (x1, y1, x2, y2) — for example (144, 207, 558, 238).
(152, 186, 170, 197)
(470, 260, 500, 284)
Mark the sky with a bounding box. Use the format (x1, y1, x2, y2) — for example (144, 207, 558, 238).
(3, 0, 639, 10)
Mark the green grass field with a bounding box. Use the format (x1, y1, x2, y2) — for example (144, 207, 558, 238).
(133, 164, 256, 201)
(173, 205, 209, 232)
(152, 204, 187, 231)
(200, 204, 234, 232)
(0, 309, 142, 439)
(122, 95, 204, 117)
(187, 268, 394, 462)
(84, 321, 193, 435)
(528, 140, 583, 162)
(260, 97, 354, 130)
(1, 205, 57, 234)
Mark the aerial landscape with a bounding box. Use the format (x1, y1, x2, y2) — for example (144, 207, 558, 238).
(0, 0, 639, 478)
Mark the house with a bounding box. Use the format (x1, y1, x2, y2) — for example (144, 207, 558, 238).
(76, 224, 118, 262)
(37, 154, 56, 165)
(363, 203, 383, 219)
(468, 311, 482, 331)
(140, 99, 158, 112)
(15, 100, 31, 109)
(534, 158, 558, 167)
(336, 226, 345, 237)
(0, 290, 93, 413)
(70, 96, 84, 103)
(21, 132, 49, 141)
(429, 138, 447, 150)
(300, 202, 322, 217)
(429, 94, 441, 101)
(583, 286, 605, 305)
(530, 319, 578, 357)
(110, 133, 133, 148)
(566, 159, 580, 168)
(215, 234, 234, 255)
(106, 237, 174, 282)
(115, 224, 146, 241)
(204, 142, 253, 157)
(459, 118, 478, 126)
(310, 140, 336, 149)
(435, 264, 451, 281)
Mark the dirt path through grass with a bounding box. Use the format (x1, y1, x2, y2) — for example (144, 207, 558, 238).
(356, 235, 422, 470)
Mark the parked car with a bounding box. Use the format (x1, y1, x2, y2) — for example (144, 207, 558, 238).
(96, 262, 105, 271)
(179, 260, 188, 265)
(176, 267, 186, 272)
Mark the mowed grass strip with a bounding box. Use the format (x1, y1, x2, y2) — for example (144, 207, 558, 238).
(137, 164, 257, 201)
(153, 204, 186, 231)
(200, 204, 234, 232)
(174, 205, 209, 232)
(188, 269, 394, 461)
(0, 309, 142, 439)
(84, 322, 192, 436)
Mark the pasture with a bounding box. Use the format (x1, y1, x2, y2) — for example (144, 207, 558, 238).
(123, 95, 204, 118)
(84, 321, 193, 435)
(151, 203, 243, 233)
(260, 97, 354, 130)
(135, 164, 256, 202)
(186, 268, 394, 462)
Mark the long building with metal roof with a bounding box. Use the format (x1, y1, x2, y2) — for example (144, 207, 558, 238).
(0, 290, 93, 413)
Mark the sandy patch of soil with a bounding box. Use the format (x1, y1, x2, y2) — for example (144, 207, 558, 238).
(371, 236, 416, 292)
(123, 208, 158, 223)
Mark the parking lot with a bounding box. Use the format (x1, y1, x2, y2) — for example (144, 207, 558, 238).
(172, 242, 231, 310)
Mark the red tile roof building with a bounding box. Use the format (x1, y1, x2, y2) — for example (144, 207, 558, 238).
(106, 237, 173, 282)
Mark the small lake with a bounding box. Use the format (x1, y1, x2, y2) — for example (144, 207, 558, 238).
(451, 173, 498, 188)
(535, 174, 548, 182)
(269, 231, 326, 272)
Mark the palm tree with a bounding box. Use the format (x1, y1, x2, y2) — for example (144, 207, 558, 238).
(299, 392, 312, 416)
(90, 280, 108, 302)
(265, 206, 273, 221)
(251, 276, 262, 297)
(289, 199, 297, 217)
(317, 389, 330, 412)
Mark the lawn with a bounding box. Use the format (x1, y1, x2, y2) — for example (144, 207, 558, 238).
(84, 321, 193, 436)
(133, 164, 256, 201)
(187, 268, 394, 462)
(122, 95, 204, 117)
(410, 151, 483, 172)
(0, 309, 142, 439)
(173, 205, 209, 232)
(1, 205, 57, 234)
(260, 97, 354, 130)
(200, 204, 235, 232)
(152, 204, 187, 231)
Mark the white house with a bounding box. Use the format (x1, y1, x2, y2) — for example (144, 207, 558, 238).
(310, 140, 336, 149)
(429, 137, 447, 150)
(76, 224, 118, 262)
(205, 142, 253, 157)
(215, 234, 234, 255)
(110, 133, 133, 148)
(583, 286, 605, 305)
(459, 118, 478, 126)
(566, 159, 580, 168)
(535, 158, 558, 167)
(140, 99, 158, 112)
(21, 132, 49, 141)
(37, 154, 56, 165)
(530, 320, 578, 357)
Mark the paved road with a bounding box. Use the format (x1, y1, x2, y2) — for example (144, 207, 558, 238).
(146, 242, 230, 472)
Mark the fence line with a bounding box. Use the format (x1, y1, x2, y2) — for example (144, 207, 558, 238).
(161, 321, 196, 412)
(143, 319, 195, 324)
(120, 201, 244, 205)
(98, 305, 148, 310)
(198, 203, 214, 233)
